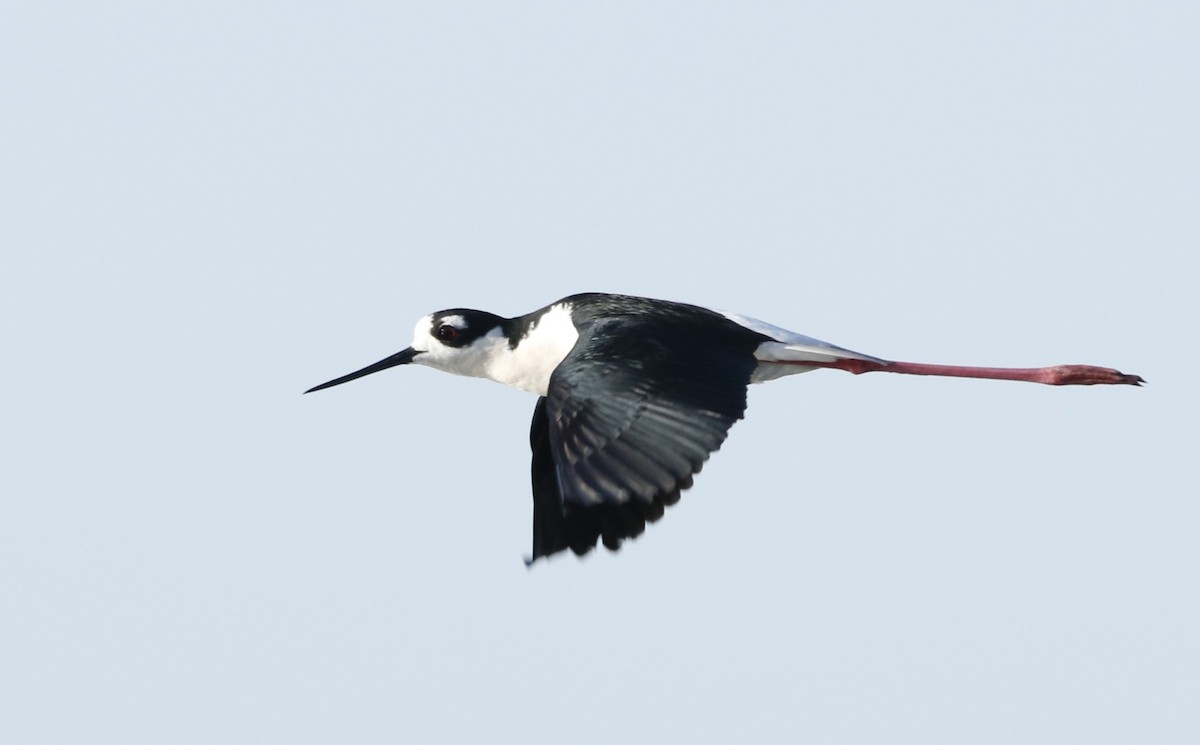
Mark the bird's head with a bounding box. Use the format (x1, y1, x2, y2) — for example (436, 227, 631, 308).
(305, 308, 508, 393)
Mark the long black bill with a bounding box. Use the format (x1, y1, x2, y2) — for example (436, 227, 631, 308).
(305, 347, 420, 394)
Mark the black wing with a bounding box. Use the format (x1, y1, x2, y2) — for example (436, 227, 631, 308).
(527, 314, 761, 561)
(528, 396, 687, 562)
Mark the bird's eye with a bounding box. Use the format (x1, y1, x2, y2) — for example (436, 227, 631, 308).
(435, 323, 459, 342)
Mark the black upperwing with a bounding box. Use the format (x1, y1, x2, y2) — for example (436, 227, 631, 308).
(527, 306, 766, 562)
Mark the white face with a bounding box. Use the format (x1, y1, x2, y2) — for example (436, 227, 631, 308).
(410, 313, 464, 354)
(408, 313, 508, 380)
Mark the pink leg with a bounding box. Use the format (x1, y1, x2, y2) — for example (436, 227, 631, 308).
(797, 359, 1144, 386)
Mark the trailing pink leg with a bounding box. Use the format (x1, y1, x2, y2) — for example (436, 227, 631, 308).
(794, 358, 1144, 386)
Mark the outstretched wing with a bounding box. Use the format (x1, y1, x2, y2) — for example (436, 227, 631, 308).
(528, 396, 686, 562)
(527, 315, 761, 561)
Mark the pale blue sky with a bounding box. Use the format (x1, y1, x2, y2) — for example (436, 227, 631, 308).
(2, 3, 1197, 743)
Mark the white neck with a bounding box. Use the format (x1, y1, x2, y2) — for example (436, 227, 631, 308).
(484, 304, 578, 395)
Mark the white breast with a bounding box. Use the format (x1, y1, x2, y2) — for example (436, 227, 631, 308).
(484, 303, 579, 395)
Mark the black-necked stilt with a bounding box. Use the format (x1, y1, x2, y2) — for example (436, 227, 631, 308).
(306, 293, 1142, 563)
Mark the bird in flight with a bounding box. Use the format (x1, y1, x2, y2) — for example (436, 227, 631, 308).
(306, 293, 1142, 563)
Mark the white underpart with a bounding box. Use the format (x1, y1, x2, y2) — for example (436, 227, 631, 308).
(409, 304, 579, 396)
(720, 311, 886, 384)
